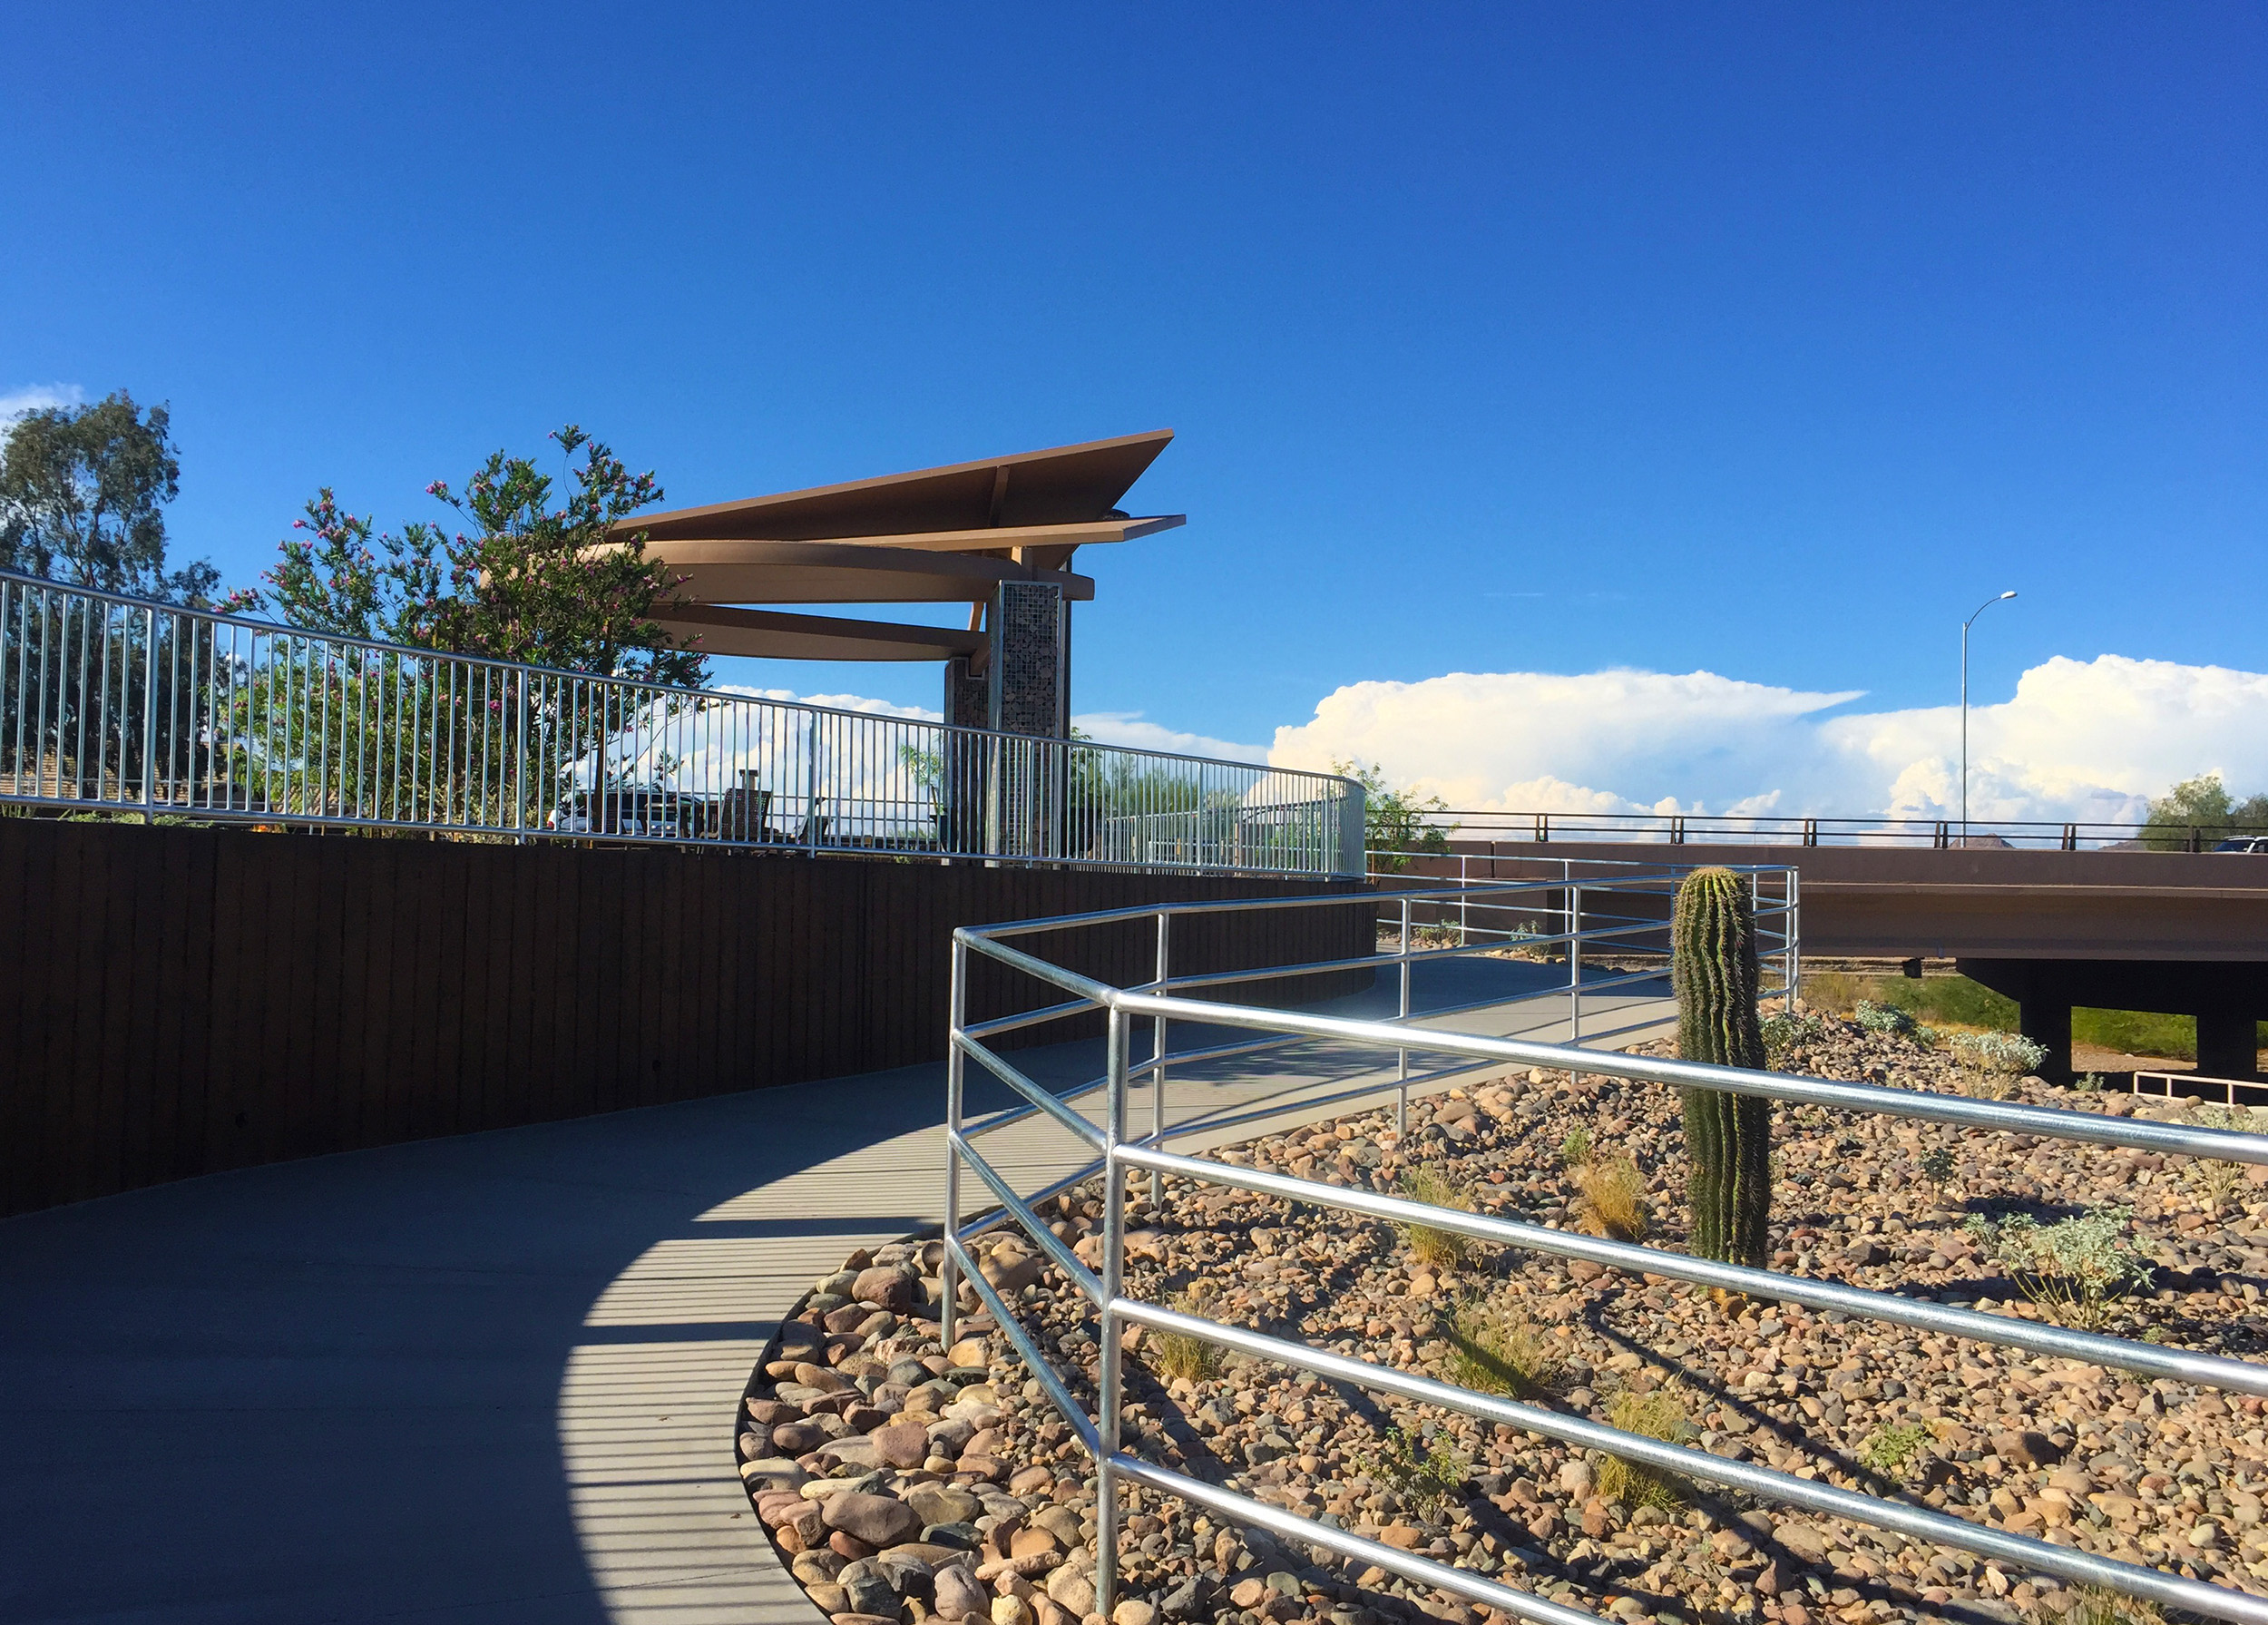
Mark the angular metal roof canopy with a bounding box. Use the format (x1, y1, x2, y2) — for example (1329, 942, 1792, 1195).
(616, 431, 1182, 664)
(623, 428, 1178, 543)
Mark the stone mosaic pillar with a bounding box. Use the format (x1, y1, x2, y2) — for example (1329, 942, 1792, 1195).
(937, 656, 991, 856)
(986, 582, 1069, 858)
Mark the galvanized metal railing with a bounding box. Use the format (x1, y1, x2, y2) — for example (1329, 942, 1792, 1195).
(0, 568, 1363, 876)
(1420, 808, 2267, 854)
(942, 878, 2268, 1625)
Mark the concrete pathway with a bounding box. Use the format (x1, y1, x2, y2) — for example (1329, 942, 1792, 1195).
(1, 956, 1670, 1625)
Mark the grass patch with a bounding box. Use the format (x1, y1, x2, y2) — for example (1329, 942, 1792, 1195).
(1593, 1386, 1694, 1508)
(1396, 1164, 1475, 1269)
(1571, 1155, 1649, 1242)
(1444, 1299, 1560, 1399)
(1803, 973, 2268, 1062)
(1146, 1286, 1222, 1384)
(1558, 1125, 1592, 1169)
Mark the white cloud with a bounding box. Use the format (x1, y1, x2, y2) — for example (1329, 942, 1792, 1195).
(0, 383, 85, 426)
(1071, 710, 1269, 763)
(714, 684, 939, 722)
(1268, 654, 2268, 821)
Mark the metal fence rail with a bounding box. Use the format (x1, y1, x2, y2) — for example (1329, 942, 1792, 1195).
(0, 568, 1362, 876)
(1424, 808, 2267, 853)
(940, 880, 2268, 1625)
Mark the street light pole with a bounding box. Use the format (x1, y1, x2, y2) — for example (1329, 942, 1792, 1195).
(1960, 590, 2019, 846)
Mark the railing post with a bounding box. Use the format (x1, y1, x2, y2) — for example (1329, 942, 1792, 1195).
(1095, 1004, 1129, 1620)
(1395, 894, 1413, 1135)
(1568, 881, 1583, 1085)
(1785, 866, 1802, 1013)
(805, 716, 822, 857)
(1151, 910, 1168, 1207)
(140, 604, 158, 821)
(941, 935, 965, 1353)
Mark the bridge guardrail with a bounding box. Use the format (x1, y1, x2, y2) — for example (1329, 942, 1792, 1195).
(0, 567, 1363, 876)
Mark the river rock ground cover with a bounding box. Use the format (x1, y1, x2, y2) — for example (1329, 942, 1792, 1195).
(739, 1017, 2268, 1625)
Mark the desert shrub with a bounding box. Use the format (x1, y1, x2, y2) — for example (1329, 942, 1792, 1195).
(1965, 1206, 2153, 1330)
(1397, 1164, 1474, 1269)
(1951, 1031, 2051, 1076)
(1558, 1125, 1593, 1169)
(1594, 1385, 1695, 1508)
(1761, 1009, 1829, 1063)
(1445, 1299, 1560, 1399)
(1919, 1145, 1958, 1192)
(1854, 1000, 1919, 1039)
(1146, 1286, 1222, 1384)
(1858, 1421, 1932, 1478)
(1572, 1155, 1649, 1243)
(1364, 1425, 1466, 1518)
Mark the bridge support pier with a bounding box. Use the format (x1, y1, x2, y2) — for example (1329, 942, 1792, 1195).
(2198, 1012, 2262, 1084)
(2018, 995, 2073, 1086)
(1960, 957, 2267, 1089)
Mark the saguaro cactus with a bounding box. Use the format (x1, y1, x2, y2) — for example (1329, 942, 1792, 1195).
(1672, 866, 1773, 1266)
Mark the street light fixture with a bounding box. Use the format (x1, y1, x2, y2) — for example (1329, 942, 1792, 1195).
(1961, 591, 2019, 845)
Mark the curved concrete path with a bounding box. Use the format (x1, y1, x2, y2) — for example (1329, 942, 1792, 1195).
(1, 959, 1670, 1625)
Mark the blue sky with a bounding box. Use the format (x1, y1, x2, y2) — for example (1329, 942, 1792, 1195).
(5, 5, 2263, 813)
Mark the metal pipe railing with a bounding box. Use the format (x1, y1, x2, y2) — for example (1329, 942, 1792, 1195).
(941, 877, 2268, 1625)
(0, 567, 1362, 876)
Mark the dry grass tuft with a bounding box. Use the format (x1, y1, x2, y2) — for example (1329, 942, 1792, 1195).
(1146, 1286, 1222, 1384)
(1444, 1298, 1561, 1399)
(1397, 1164, 1475, 1269)
(2053, 1586, 2164, 1625)
(1572, 1155, 1649, 1242)
(1593, 1385, 1695, 1509)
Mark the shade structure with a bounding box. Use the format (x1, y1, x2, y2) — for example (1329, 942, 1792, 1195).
(612, 432, 1183, 693)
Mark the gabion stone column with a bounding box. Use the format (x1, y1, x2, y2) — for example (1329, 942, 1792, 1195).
(938, 656, 992, 855)
(987, 580, 1068, 739)
(986, 581, 1069, 859)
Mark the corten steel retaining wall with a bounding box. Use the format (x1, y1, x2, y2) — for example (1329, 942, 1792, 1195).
(0, 818, 1373, 1217)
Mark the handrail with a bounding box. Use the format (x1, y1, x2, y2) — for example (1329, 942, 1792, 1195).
(0, 566, 1362, 876)
(1389, 808, 2268, 854)
(938, 874, 2268, 1625)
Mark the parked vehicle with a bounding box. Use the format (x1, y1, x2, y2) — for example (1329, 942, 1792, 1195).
(547, 789, 705, 838)
(2212, 836, 2268, 853)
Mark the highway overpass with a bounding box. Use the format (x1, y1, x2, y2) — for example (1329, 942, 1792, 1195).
(1395, 841, 2268, 1082)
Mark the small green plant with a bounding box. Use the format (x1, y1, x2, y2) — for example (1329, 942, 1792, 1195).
(1950, 1030, 2050, 1077)
(2075, 1072, 2107, 1092)
(2056, 1584, 2165, 1625)
(1857, 1421, 1931, 1478)
(1594, 1385, 1695, 1509)
(1397, 1165, 1474, 1269)
(1444, 1299, 1561, 1399)
(1364, 1425, 1467, 1519)
(1919, 1145, 1958, 1192)
(1854, 1000, 1919, 1039)
(1965, 1206, 2154, 1330)
(1572, 1155, 1649, 1243)
(1146, 1284, 1222, 1384)
(1558, 1125, 1593, 1169)
(1760, 1009, 1828, 1064)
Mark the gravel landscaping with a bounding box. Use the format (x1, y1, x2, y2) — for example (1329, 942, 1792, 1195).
(738, 1016, 2268, 1625)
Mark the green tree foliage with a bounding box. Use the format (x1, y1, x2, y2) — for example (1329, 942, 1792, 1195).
(1332, 758, 1454, 871)
(1672, 866, 1773, 1267)
(2141, 772, 2268, 850)
(0, 392, 219, 602)
(240, 426, 703, 686)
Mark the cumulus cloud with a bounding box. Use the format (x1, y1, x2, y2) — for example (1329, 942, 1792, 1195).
(0, 383, 85, 426)
(1268, 655, 2268, 822)
(1070, 710, 1268, 763)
